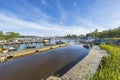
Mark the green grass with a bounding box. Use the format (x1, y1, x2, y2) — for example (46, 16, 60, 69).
(0, 51, 3, 54)
(91, 44, 120, 80)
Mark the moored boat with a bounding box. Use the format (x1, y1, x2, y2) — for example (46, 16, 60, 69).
(56, 40, 65, 44)
(83, 44, 89, 49)
(26, 46, 36, 48)
(3, 49, 9, 53)
(8, 46, 17, 51)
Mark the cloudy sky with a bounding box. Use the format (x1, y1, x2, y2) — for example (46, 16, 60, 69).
(0, 0, 120, 36)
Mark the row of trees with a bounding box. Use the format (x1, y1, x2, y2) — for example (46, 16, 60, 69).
(86, 27, 120, 38)
(0, 31, 20, 40)
(64, 34, 84, 38)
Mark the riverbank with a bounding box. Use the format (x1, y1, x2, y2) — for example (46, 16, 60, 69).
(47, 45, 108, 80)
(92, 44, 120, 80)
(0, 43, 69, 62)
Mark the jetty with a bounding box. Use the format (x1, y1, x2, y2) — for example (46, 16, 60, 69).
(47, 45, 108, 80)
(0, 43, 69, 62)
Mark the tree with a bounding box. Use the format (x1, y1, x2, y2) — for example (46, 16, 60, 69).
(94, 29, 98, 37)
(0, 31, 3, 35)
(6, 32, 20, 40)
(0, 31, 4, 40)
(86, 26, 120, 38)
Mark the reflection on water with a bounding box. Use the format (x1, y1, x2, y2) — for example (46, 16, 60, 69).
(3, 39, 75, 51)
(3, 43, 44, 50)
(17, 43, 44, 50)
(0, 44, 90, 80)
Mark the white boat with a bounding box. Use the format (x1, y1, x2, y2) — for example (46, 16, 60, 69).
(8, 46, 17, 51)
(56, 40, 65, 44)
(3, 49, 9, 54)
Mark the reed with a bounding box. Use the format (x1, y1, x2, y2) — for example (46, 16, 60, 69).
(91, 44, 120, 80)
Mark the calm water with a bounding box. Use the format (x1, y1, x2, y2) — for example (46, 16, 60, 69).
(0, 39, 90, 80)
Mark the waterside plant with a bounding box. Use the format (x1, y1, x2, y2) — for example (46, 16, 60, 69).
(92, 44, 120, 80)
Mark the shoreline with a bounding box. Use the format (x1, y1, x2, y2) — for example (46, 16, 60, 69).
(47, 45, 108, 80)
(0, 43, 69, 63)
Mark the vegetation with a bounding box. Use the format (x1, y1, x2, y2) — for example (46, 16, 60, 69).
(91, 44, 120, 80)
(0, 31, 20, 40)
(0, 31, 4, 40)
(0, 51, 2, 54)
(86, 27, 120, 38)
(64, 34, 84, 38)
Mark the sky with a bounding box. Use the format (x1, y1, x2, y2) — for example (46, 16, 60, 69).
(0, 0, 120, 36)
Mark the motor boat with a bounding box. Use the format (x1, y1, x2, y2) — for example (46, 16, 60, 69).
(8, 46, 17, 51)
(56, 40, 65, 44)
(3, 49, 9, 54)
(26, 46, 36, 48)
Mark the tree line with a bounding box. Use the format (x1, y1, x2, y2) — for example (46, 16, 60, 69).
(86, 27, 120, 38)
(63, 34, 84, 38)
(0, 31, 20, 40)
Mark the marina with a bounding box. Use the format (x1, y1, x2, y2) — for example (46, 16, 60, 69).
(0, 0, 120, 79)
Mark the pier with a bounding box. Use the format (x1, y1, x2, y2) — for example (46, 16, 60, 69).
(13, 43, 68, 58)
(0, 44, 109, 80)
(47, 45, 108, 80)
(0, 43, 69, 62)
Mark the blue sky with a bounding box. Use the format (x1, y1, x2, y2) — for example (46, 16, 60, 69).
(0, 0, 120, 36)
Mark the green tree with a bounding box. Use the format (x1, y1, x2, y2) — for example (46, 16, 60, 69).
(94, 29, 98, 37)
(6, 32, 20, 40)
(0, 31, 4, 40)
(86, 26, 120, 38)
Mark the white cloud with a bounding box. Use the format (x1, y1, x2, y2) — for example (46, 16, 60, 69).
(0, 12, 92, 36)
(0, 13, 62, 31)
(2, 0, 52, 22)
(57, 0, 68, 21)
(1, 0, 119, 36)
(88, 0, 120, 29)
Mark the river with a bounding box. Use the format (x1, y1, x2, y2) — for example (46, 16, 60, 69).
(0, 41, 90, 80)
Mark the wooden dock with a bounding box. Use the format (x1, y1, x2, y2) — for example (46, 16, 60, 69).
(47, 45, 108, 80)
(0, 43, 69, 62)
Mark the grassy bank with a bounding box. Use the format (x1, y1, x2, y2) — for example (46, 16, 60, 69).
(92, 44, 120, 80)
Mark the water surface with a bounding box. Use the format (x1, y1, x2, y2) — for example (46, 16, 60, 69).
(0, 44, 90, 80)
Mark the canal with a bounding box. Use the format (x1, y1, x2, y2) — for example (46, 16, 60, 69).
(0, 44, 90, 80)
